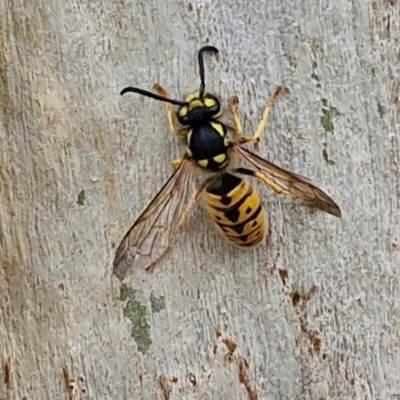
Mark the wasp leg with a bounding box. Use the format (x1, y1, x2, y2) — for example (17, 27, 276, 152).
(171, 158, 183, 170)
(153, 83, 185, 136)
(177, 182, 208, 229)
(229, 95, 242, 136)
(240, 86, 284, 144)
(234, 167, 294, 197)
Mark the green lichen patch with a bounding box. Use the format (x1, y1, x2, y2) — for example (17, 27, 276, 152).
(322, 148, 335, 165)
(320, 99, 340, 133)
(150, 292, 166, 313)
(119, 284, 152, 354)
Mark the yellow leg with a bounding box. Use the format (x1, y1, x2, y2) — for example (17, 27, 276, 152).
(234, 167, 295, 198)
(177, 182, 207, 229)
(252, 170, 294, 198)
(171, 158, 182, 170)
(153, 83, 185, 136)
(240, 86, 284, 144)
(229, 96, 242, 136)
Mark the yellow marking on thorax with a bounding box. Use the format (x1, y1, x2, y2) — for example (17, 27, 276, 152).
(210, 121, 225, 137)
(198, 159, 208, 168)
(213, 110, 223, 119)
(186, 129, 193, 146)
(204, 98, 216, 107)
(213, 153, 226, 164)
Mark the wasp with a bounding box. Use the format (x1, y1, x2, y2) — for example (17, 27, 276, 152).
(114, 46, 341, 279)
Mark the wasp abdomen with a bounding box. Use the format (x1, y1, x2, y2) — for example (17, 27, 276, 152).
(204, 173, 268, 247)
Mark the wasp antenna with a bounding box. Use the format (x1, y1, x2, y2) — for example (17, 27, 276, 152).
(198, 46, 219, 98)
(120, 86, 186, 106)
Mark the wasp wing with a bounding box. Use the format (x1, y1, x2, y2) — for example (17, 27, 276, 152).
(233, 144, 341, 217)
(113, 158, 198, 279)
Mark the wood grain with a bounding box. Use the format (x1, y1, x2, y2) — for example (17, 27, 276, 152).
(0, 0, 399, 398)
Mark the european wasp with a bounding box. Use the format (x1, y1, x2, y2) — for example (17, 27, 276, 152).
(114, 46, 341, 279)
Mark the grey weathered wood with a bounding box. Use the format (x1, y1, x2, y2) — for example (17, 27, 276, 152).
(1, 0, 399, 399)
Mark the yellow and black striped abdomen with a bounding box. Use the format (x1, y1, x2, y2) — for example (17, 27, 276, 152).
(204, 173, 268, 248)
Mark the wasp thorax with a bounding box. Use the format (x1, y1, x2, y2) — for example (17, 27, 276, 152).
(185, 118, 229, 171)
(177, 92, 222, 127)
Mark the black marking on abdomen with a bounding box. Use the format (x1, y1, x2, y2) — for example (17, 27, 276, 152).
(243, 233, 265, 247)
(209, 187, 253, 223)
(225, 226, 262, 244)
(206, 173, 242, 196)
(217, 204, 263, 235)
(220, 195, 232, 206)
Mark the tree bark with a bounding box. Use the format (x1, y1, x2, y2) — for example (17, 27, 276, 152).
(1, 0, 399, 399)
